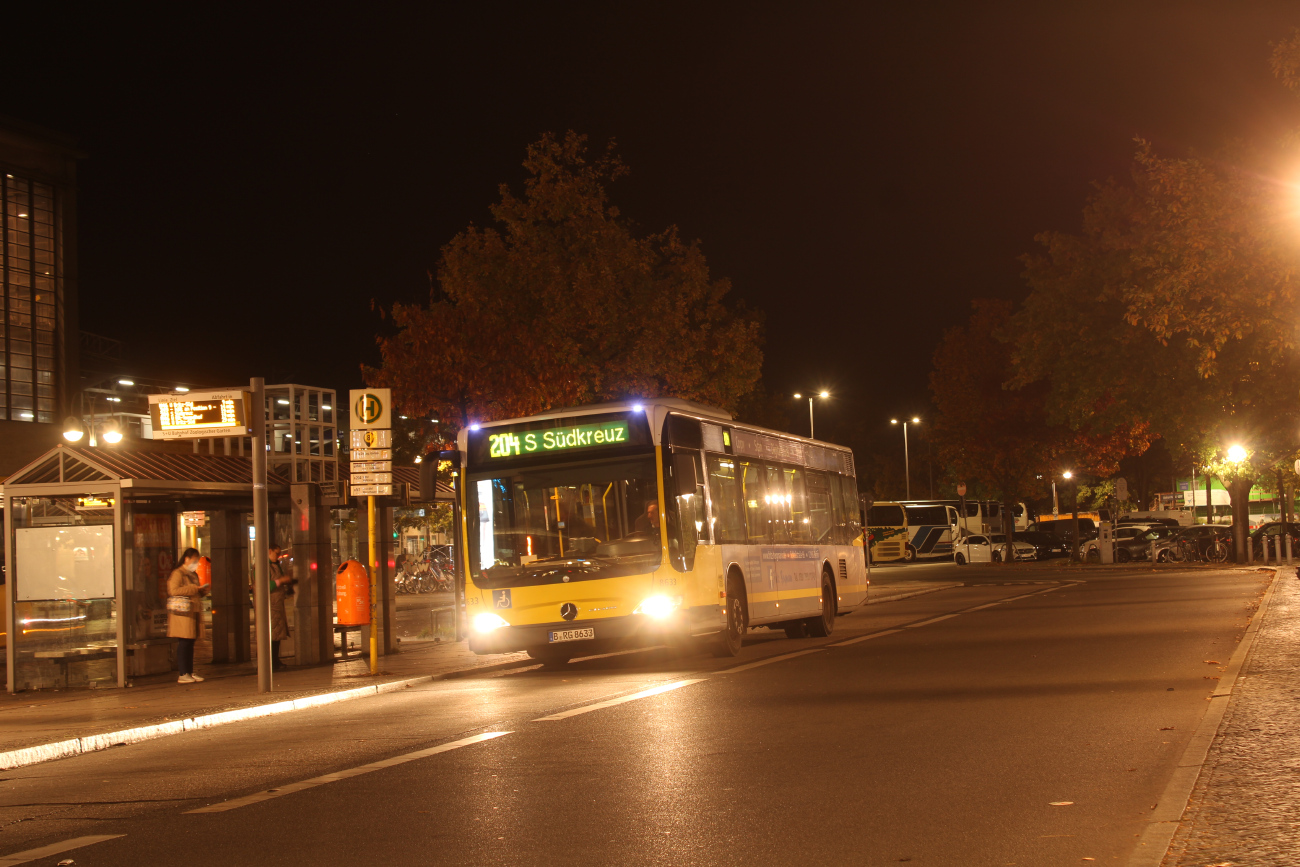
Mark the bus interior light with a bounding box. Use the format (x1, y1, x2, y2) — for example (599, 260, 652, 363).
(634, 595, 682, 619)
(473, 613, 510, 634)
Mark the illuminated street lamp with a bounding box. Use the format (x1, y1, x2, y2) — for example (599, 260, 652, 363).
(1227, 444, 1247, 463)
(793, 391, 830, 439)
(891, 417, 921, 499)
(101, 420, 123, 445)
(62, 416, 85, 443)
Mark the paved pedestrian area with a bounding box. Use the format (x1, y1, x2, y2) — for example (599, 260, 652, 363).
(1164, 567, 1300, 867)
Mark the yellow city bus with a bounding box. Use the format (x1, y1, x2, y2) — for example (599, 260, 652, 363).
(459, 399, 869, 663)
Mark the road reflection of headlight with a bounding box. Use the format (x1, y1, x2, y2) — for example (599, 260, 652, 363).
(473, 612, 510, 633)
(634, 595, 682, 619)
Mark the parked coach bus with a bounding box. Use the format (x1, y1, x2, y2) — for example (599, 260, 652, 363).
(866, 501, 908, 563)
(459, 398, 869, 663)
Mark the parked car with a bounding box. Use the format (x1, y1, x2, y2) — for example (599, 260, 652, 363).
(954, 533, 1037, 565)
(1249, 521, 1300, 559)
(1152, 525, 1235, 563)
(1017, 530, 1068, 560)
(1081, 525, 1166, 561)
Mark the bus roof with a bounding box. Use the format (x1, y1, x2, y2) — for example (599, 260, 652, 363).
(459, 398, 854, 458)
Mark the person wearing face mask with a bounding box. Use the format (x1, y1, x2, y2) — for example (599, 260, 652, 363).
(168, 548, 210, 684)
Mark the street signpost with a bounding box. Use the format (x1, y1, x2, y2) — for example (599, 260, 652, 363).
(957, 483, 967, 539)
(349, 388, 392, 676)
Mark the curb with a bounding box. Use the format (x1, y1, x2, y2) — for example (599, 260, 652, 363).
(0, 655, 537, 772)
(1126, 565, 1289, 867)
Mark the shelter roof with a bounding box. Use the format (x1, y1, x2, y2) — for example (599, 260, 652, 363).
(3, 445, 290, 490)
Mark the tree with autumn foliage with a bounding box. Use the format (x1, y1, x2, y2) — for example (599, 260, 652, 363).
(1010, 30, 1300, 559)
(931, 299, 1150, 561)
(365, 132, 763, 447)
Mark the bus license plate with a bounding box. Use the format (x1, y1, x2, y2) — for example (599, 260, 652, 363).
(549, 627, 595, 643)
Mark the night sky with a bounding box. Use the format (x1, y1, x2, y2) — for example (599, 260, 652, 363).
(5, 3, 1298, 454)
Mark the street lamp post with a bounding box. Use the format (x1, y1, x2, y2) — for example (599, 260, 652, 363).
(891, 417, 921, 499)
(1063, 471, 1080, 563)
(794, 391, 830, 439)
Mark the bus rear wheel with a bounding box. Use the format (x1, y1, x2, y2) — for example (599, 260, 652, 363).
(806, 575, 836, 638)
(713, 575, 747, 657)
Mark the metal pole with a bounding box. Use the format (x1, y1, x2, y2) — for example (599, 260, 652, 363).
(1191, 463, 1197, 524)
(903, 422, 911, 500)
(251, 377, 271, 694)
(808, 397, 814, 440)
(368, 494, 378, 675)
(1071, 483, 1081, 564)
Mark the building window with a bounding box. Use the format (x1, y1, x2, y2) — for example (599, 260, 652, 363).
(3, 171, 60, 423)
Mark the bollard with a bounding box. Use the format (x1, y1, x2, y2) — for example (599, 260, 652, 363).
(1263, 535, 1271, 565)
(1286, 531, 1294, 565)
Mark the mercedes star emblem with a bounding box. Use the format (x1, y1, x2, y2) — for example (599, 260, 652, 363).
(560, 603, 578, 621)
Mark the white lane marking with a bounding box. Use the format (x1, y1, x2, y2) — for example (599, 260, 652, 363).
(907, 613, 960, 627)
(186, 731, 511, 813)
(830, 628, 904, 647)
(716, 648, 824, 674)
(532, 679, 705, 720)
(964, 602, 1002, 611)
(0, 835, 124, 866)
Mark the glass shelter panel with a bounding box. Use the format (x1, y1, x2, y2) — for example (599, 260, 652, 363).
(8, 496, 117, 689)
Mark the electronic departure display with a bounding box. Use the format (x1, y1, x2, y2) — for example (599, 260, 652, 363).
(148, 390, 251, 439)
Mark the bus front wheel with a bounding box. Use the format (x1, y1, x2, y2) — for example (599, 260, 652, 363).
(903, 544, 917, 563)
(806, 575, 836, 638)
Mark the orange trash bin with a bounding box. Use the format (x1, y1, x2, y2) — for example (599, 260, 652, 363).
(197, 556, 212, 587)
(336, 560, 370, 627)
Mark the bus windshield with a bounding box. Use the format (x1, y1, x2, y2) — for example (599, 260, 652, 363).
(467, 456, 662, 588)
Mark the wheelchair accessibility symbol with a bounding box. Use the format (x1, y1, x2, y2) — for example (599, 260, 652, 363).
(492, 589, 512, 609)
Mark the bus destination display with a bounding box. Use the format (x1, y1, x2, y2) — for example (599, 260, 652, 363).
(149, 390, 251, 439)
(488, 420, 631, 459)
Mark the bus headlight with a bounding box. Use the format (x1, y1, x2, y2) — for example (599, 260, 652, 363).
(634, 595, 682, 619)
(473, 613, 510, 634)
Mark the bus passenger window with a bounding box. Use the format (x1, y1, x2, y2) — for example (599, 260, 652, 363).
(785, 466, 811, 544)
(739, 460, 768, 544)
(838, 475, 862, 539)
(829, 474, 851, 545)
(805, 471, 834, 543)
(765, 465, 791, 544)
(707, 455, 745, 544)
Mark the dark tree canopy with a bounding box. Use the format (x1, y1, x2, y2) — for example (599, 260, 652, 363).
(366, 132, 763, 436)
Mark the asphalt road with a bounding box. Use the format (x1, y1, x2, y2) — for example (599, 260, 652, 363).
(0, 565, 1267, 866)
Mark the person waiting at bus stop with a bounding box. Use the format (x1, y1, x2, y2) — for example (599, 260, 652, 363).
(267, 544, 297, 671)
(168, 548, 209, 684)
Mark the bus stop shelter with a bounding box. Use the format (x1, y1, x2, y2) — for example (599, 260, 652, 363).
(1, 444, 300, 692)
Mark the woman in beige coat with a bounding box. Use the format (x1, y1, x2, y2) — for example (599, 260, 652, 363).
(167, 548, 209, 684)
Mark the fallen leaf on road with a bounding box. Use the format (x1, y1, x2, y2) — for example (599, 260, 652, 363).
(1159, 726, 1174, 731)
(1204, 660, 1220, 664)
(1049, 801, 1074, 806)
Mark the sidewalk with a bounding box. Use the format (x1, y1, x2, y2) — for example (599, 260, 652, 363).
(0, 576, 959, 770)
(1162, 566, 1300, 866)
